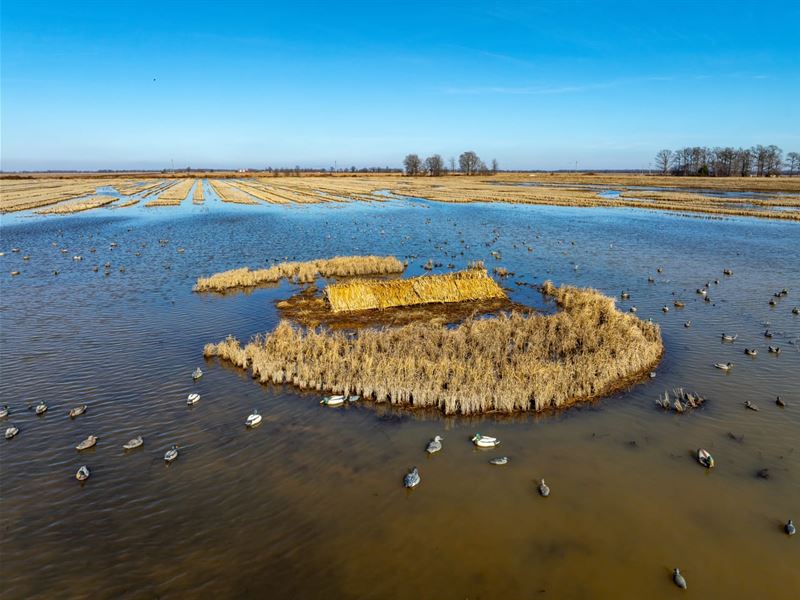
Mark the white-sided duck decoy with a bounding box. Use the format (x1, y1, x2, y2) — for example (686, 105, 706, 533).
(629, 306, 637, 313)
(320, 395, 345, 406)
(620, 291, 630, 300)
(684, 321, 692, 328)
(714, 362, 733, 371)
(744, 348, 757, 356)
(34, 401, 48, 415)
(768, 345, 781, 354)
(673, 568, 687, 589)
(425, 435, 443, 454)
(5, 425, 19, 439)
(769, 299, 777, 307)
(76, 465, 90, 481)
(246, 409, 262, 427)
(76, 435, 98, 451)
(0, 405, 9, 419)
(186, 393, 201, 405)
(164, 444, 179, 463)
(697, 448, 715, 468)
(697, 288, 707, 296)
(123, 435, 143, 450)
(744, 400, 759, 411)
(191, 367, 203, 380)
(538, 479, 550, 497)
(786, 519, 796, 536)
(647, 276, 655, 283)
(723, 269, 733, 276)
(404, 466, 421, 489)
(721, 333, 737, 342)
(793, 306, 800, 315)
(68, 404, 87, 418)
(489, 456, 509, 465)
(471, 434, 500, 448)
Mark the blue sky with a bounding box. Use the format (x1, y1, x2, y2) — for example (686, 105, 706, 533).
(1, 1, 798, 171)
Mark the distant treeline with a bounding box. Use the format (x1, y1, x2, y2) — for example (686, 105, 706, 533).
(403, 151, 498, 176)
(655, 146, 799, 177)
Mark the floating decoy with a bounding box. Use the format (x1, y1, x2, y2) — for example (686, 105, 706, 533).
(768, 345, 781, 354)
(744, 400, 759, 411)
(246, 409, 262, 427)
(403, 466, 420, 488)
(186, 393, 200, 405)
(757, 468, 770, 479)
(714, 279, 720, 285)
(0, 405, 9, 419)
(657, 267, 663, 273)
(779, 288, 788, 297)
(34, 401, 48, 415)
(662, 306, 669, 313)
(714, 362, 733, 371)
(538, 479, 550, 497)
(704, 295, 711, 303)
(425, 435, 443, 454)
(684, 321, 692, 328)
(489, 456, 509, 465)
(76, 465, 90, 481)
(764, 330, 773, 338)
(76, 435, 98, 451)
(721, 333, 737, 342)
(776, 396, 786, 407)
(723, 269, 733, 276)
(629, 306, 637, 313)
(673, 568, 687, 589)
(649, 371, 657, 378)
(320, 395, 345, 406)
(22, 255, 30, 260)
(347, 395, 360, 402)
(471, 434, 501, 448)
(697, 448, 715, 468)
(73, 255, 82, 261)
(647, 276, 655, 283)
(5, 425, 19, 439)
(786, 519, 796, 536)
(191, 367, 203, 380)
(769, 299, 777, 307)
(620, 291, 630, 299)
(68, 404, 87, 418)
(697, 288, 707, 296)
(674, 300, 685, 308)
(744, 348, 758, 356)
(793, 306, 799, 315)
(164, 445, 179, 463)
(123, 435, 143, 450)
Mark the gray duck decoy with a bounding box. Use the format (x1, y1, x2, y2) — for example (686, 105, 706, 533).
(404, 466, 421, 488)
(673, 568, 687, 589)
(538, 479, 550, 497)
(425, 435, 443, 454)
(786, 519, 796, 535)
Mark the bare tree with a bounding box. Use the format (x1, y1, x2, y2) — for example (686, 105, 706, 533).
(449, 157, 456, 173)
(424, 154, 444, 177)
(655, 149, 672, 174)
(787, 152, 800, 176)
(459, 151, 481, 175)
(491, 159, 498, 175)
(403, 154, 422, 176)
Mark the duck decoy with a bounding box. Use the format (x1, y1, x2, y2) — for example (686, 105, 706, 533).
(768, 345, 781, 354)
(764, 330, 773, 338)
(704, 295, 711, 303)
(776, 396, 786, 407)
(793, 307, 799, 315)
(34, 401, 48, 415)
(489, 456, 509, 465)
(5, 425, 19, 439)
(647, 276, 655, 283)
(68, 404, 87, 418)
(620, 291, 630, 300)
(425, 435, 443, 454)
(191, 367, 203, 380)
(471, 434, 501, 448)
(697, 288, 707, 296)
(786, 519, 796, 536)
(123, 435, 143, 450)
(404, 466, 421, 489)
(0, 405, 9, 419)
(320, 395, 345, 406)
(744, 400, 759, 411)
(744, 348, 757, 356)
(246, 409, 262, 427)
(164, 444, 179, 463)
(662, 305, 669, 313)
(657, 267, 663, 273)
(673, 568, 687, 589)
(723, 269, 733, 276)
(769, 299, 777, 307)
(629, 306, 637, 313)
(697, 448, 715, 468)
(75, 465, 90, 481)
(186, 393, 200, 405)
(714, 279, 720, 285)
(538, 479, 550, 497)
(714, 362, 733, 371)
(76, 435, 98, 451)
(674, 300, 685, 308)
(779, 288, 789, 297)
(721, 333, 737, 342)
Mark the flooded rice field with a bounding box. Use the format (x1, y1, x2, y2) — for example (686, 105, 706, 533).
(1, 190, 799, 599)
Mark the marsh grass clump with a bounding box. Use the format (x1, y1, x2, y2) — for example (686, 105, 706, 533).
(194, 255, 405, 292)
(204, 281, 663, 414)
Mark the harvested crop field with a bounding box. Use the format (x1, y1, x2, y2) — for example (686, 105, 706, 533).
(35, 194, 119, 214)
(144, 178, 195, 206)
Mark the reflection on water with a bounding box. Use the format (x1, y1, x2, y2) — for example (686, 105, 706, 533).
(1, 196, 799, 599)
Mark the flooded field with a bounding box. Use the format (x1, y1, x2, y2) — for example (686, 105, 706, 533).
(1, 191, 799, 598)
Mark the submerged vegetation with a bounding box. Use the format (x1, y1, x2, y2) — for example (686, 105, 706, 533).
(204, 281, 663, 415)
(194, 255, 405, 292)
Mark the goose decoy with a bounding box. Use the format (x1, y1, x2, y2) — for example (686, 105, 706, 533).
(76, 435, 98, 451)
(5, 424, 19, 439)
(191, 367, 203, 380)
(704, 295, 711, 303)
(674, 300, 685, 308)
(34, 401, 48, 415)
(697, 448, 715, 468)
(764, 330, 773, 338)
(684, 320, 692, 328)
(186, 393, 200, 405)
(768, 345, 781, 354)
(68, 404, 88, 418)
(538, 479, 550, 497)
(0, 405, 9, 419)
(320, 395, 345, 406)
(673, 568, 687, 589)
(744, 348, 758, 356)
(489, 456, 509, 465)
(620, 291, 630, 300)
(721, 333, 737, 342)
(786, 519, 796, 536)
(246, 409, 262, 427)
(776, 396, 786, 407)
(744, 400, 759, 411)
(425, 435, 443, 454)
(723, 269, 733, 276)
(122, 435, 143, 450)
(403, 466, 421, 488)
(164, 444, 179, 463)
(471, 434, 501, 448)
(75, 465, 90, 481)
(714, 362, 733, 371)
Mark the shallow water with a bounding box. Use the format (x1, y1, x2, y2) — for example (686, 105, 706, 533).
(1, 189, 799, 599)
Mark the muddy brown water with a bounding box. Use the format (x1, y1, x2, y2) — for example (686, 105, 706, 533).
(1, 187, 799, 598)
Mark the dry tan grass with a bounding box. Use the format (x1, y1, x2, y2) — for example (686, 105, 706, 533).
(145, 178, 194, 206)
(193, 180, 205, 204)
(0, 179, 119, 212)
(35, 194, 119, 214)
(209, 180, 260, 204)
(204, 281, 663, 414)
(194, 256, 406, 292)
